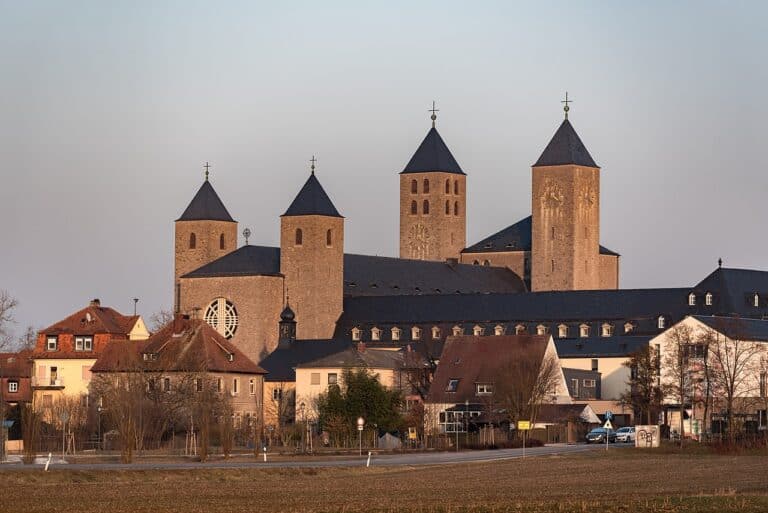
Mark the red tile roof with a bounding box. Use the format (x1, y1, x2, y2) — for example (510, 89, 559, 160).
(0, 351, 33, 378)
(40, 302, 138, 336)
(426, 334, 549, 405)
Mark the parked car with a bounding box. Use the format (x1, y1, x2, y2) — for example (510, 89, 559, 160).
(615, 426, 636, 443)
(586, 427, 617, 443)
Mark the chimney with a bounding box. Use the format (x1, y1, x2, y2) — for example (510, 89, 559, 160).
(172, 313, 188, 336)
(357, 341, 366, 353)
(90, 298, 101, 307)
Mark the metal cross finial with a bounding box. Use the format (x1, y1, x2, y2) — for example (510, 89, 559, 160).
(718, 257, 723, 269)
(310, 155, 317, 175)
(204, 161, 211, 181)
(243, 228, 251, 245)
(561, 92, 573, 120)
(429, 101, 439, 127)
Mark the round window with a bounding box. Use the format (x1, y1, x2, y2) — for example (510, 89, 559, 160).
(204, 298, 238, 339)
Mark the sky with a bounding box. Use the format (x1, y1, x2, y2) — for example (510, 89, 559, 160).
(1, 1, 767, 337)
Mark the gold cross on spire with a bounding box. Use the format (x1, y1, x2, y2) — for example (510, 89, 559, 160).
(561, 92, 573, 120)
(204, 161, 211, 181)
(310, 155, 317, 175)
(429, 101, 439, 127)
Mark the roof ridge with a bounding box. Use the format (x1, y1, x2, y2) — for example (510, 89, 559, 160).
(401, 126, 465, 175)
(177, 180, 236, 222)
(533, 119, 598, 168)
(282, 174, 343, 218)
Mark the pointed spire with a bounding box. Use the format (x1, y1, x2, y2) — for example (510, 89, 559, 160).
(177, 179, 235, 222)
(533, 118, 598, 168)
(401, 107, 465, 175)
(282, 173, 343, 217)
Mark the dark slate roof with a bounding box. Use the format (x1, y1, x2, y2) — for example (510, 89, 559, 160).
(692, 267, 768, 317)
(183, 246, 527, 295)
(401, 127, 465, 175)
(462, 216, 619, 257)
(555, 336, 653, 358)
(177, 180, 235, 222)
(257, 338, 351, 382)
(340, 288, 690, 324)
(692, 316, 768, 342)
(182, 245, 281, 278)
(282, 173, 342, 218)
(533, 119, 598, 168)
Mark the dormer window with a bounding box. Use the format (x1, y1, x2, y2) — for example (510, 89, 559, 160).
(558, 324, 568, 338)
(688, 293, 696, 306)
(452, 325, 463, 336)
(705, 292, 713, 306)
(351, 327, 361, 341)
(46, 336, 58, 351)
(473, 325, 484, 336)
(601, 323, 613, 337)
(391, 327, 401, 341)
(371, 327, 381, 341)
(411, 326, 421, 341)
(431, 326, 441, 340)
(476, 383, 493, 395)
(579, 324, 590, 338)
(75, 336, 93, 351)
(536, 325, 548, 336)
(754, 293, 760, 307)
(494, 325, 504, 336)
(624, 322, 634, 334)
(515, 324, 526, 335)
(657, 316, 666, 329)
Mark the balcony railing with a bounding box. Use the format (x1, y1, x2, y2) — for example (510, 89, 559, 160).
(32, 376, 65, 388)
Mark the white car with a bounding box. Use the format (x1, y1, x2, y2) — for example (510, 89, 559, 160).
(615, 426, 636, 443)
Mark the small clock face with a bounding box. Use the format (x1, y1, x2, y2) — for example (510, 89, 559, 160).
(408, 223, 430, 259)
(581, 186, 596, 207)
(541, 180, 564, 209)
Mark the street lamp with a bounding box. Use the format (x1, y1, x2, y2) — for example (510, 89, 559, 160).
(357, 417, 365, 456)
(299, 402, 306, 453)
(97, 406, 103, 451)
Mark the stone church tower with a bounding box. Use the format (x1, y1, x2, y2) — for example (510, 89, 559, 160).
(399, 112, 466, 262)
(531, 110, 601, 292)
(280, 170, 344, 340)
(174, 176, 237, 311)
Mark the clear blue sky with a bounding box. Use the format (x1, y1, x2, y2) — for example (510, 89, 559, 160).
(1, 1, 766, 335)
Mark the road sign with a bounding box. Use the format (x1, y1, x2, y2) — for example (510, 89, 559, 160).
(517, 420, 531, 431)
(605, 411, 613, 420)
(408, 427, 417, 440)
(603, 419, 613, 430)
(357, 417, 365, 431)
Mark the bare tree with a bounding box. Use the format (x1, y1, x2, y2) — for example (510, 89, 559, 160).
(494, 353, 562, 430)
(661, 323, 702, 446)
(620, 346, 663, 425)
(20, 401, 40, 464)
(16, 325, 37, 352)
(704, 319, 766, 441)
(91, 371, 146, 463)
(148, 309, 174, 333)
(0, 291, 18, 351)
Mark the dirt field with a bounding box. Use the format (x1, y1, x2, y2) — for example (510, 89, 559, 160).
(1, 450, 767, 513)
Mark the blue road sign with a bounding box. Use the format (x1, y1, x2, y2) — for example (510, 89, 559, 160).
(605, 411, 614, 420)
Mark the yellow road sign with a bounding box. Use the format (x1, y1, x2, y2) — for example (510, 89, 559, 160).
(517, 420, 531, 431)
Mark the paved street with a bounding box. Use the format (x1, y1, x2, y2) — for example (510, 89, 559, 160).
(0, 443, 629, 471)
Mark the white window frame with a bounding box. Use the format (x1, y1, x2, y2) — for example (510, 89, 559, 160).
(705, 292, 713, 306)
(658, 316, 666, 329)
(371, 327, 381, 341)
(431, 326, 441, 340)
(754, 294, 760, 307)
(8, 381, 19, 393)
(328, 373, 338, 385)
(583, 379, 596, 388)
(411, 327, 421, 341)
(452, 326, 463, 336)
(391, 327, 401, 341)
(351, 327, 361, 341)
(475, 383, 493, 395)
(558, 324, 568, 338)
(580, 324, 590, 338)
(249, 379, 255, 395)
(688, 293, 696, 306)
(601, 324, 613, 337)
(494, 325, 504, 336)
(536, 325, 548, 336)
(46, 336, 57, 351)
(473, 325, 484, 336)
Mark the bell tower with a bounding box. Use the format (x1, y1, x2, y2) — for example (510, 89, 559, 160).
(531, 97, 601, 291)
(280, 162, 344, 340)
(174, 164, 237, 311)
(399, 104, 466, 262)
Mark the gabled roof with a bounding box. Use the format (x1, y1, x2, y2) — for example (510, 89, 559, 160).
(182, 245, 526, 295)
(555, 336, 653, 358)
(177, 180, 235, 222)
(258, 338, 351, 382)
(462, 216, 619, 256)
(297, 346, 406, 370)
(691, 316, 768, 342)
(0, 351, 32, 378)
(40, 303, 138, 336)
(533, 119, 598, 168)
(426, 335, 550, 404)
(401, 127, 465, 175)
(94, 317, 265, 375)
(282, 174, 342, 218)
(692, 267, 768, 317)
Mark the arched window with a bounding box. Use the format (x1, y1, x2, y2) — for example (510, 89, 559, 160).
(423, 179, 430, 193)
(482, 260, 490, 266)
(204, 298, 239, 339)
(411, 179, 418, 194)
(705, 292, 713, 306)
(423, 200, 430, 215)
(445, 179, 450, 194)
(326, 229, 332, 247)
(657, 316, 666, 329)
(579, 324, 590, 338)
(411, 201, 418, 215)
(472, 260, 479, 265)
(558, 324, 568, 338)
(445, 200, 450, 215)
(454, 201, 459, 216)
(688, 293, 696, 306)
(219, 233, 225, 250)
(295, 228, 303, 246)
(454, 180, 459, 195)
(391, 327, 401, 341)
(189, 232, 197, 249)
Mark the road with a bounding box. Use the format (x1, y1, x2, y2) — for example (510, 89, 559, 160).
(0, 443, 629, 471)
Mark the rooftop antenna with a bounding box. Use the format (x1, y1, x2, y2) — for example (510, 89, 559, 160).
(561, 92, 572, 120)
(429, 101, 439, 128)
(310, 155, 317, 175)
(243, 228, 251, 246)
(204, 161, 211, 181)
(718, 257, 723, 269)
(133, 298, 139, 316)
